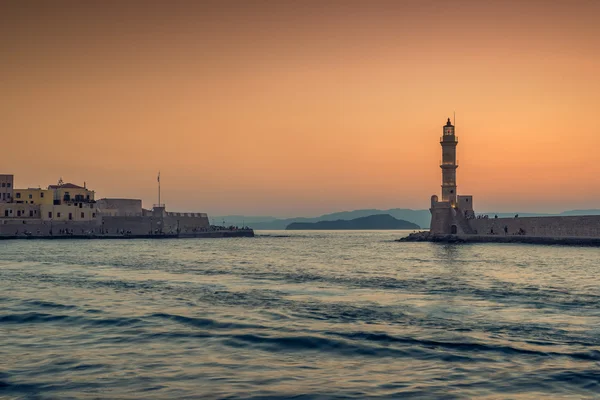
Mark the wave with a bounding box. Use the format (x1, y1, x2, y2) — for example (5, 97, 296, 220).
(0, 312, 146, 328)
(255, 234, 293, 238)
(149, 313, 267, 330)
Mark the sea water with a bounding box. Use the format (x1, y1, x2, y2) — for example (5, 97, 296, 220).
(1, 231, 599, 399)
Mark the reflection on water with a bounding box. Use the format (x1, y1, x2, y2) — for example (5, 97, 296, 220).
(1, 230, 600, 399)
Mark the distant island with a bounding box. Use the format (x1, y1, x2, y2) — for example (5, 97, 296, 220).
(286, 214, 420, 230)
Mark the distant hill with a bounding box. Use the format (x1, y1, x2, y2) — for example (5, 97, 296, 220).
(286, 214, 420, 230)
(214, 208, 431, 230)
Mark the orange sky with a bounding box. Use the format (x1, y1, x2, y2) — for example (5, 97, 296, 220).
(1, 1, 599, 216)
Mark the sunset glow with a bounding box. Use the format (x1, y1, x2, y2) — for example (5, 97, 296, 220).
(2, 1, 599, 216)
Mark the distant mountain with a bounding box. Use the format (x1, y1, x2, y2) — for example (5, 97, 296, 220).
(286, 214, 420, 230)
(213, 209, 600, 230)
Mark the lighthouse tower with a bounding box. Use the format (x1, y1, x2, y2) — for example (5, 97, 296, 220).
(440, 117, 458, 204)
(429, 117, 474, 235)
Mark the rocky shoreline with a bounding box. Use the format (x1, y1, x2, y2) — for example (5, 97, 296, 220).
(397, 231, 600, 246)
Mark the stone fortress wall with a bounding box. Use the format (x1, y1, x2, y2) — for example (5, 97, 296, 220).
(102, 214, 211, 235)
(82, 213, 211, 236)
(1, 212, 210, 237)
(101, 216, 150, 235)
(467, 215, 600, 238)
(96, 198, 142, 216)
(163, 214, 210, 234)
(0, 219, 100, 235)
(0, 215, 212, 237)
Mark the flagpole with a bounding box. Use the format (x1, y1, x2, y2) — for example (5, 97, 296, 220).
(158, 171, 161, 207)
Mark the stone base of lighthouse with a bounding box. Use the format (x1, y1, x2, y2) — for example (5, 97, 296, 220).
(429, 195, 475, 235)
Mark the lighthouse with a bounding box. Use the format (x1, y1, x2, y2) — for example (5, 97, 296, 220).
(429, 117, 474, 234)
(440, 117, 458, 204)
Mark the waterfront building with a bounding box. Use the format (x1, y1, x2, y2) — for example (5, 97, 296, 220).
(0, 174, 14, 203)
(13, 188, 52, 205)
(46, 181, 95, 204)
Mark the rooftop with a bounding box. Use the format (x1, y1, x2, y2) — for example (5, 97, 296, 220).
(48, 183, 86, 190)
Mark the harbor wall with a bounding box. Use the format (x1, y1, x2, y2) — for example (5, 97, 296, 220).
(163, 214, 210, 233)
(1, 213, 211, 236)
(102, 216, 152, 234)
(101, 214, 210, 235)
(0, 219, 100, 236)
(468, 215, 600, 238)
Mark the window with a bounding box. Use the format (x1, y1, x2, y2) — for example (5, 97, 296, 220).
(92, 213, 96, 218)
(48, 212, 52, 219)
(80, 212, 84, 218)
(1, 183, 4, 187)
(40, 192, 44, 198)
(57, 212, 61, 218)
(17, 210, 21, 216)
(7, 183, 10, 188)
(29, 210, 33, 217)
(16, 193, 20, 199)
(68, 213, 72, 220)
(28, 194, 32, 199)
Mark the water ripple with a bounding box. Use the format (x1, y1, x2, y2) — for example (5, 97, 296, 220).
(1, 231, 599, 399)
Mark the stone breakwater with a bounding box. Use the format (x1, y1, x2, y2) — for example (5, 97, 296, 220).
(0, 229, 255, 241)
(398, 231, 600, 246)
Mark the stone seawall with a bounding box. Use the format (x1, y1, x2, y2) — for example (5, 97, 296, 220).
(102, 216, 152, 234)
(101, 215, 210, 235)
(398, 231, 600, 246)
(0, 229, 254, 240)
(468, 215, 600, 238)
(0, 220, 100, 236)
(1, 214, 216, 237)
(163, 215, 210, 234)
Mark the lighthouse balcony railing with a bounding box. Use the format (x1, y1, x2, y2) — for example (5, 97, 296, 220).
(440, 136, 458, 143)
